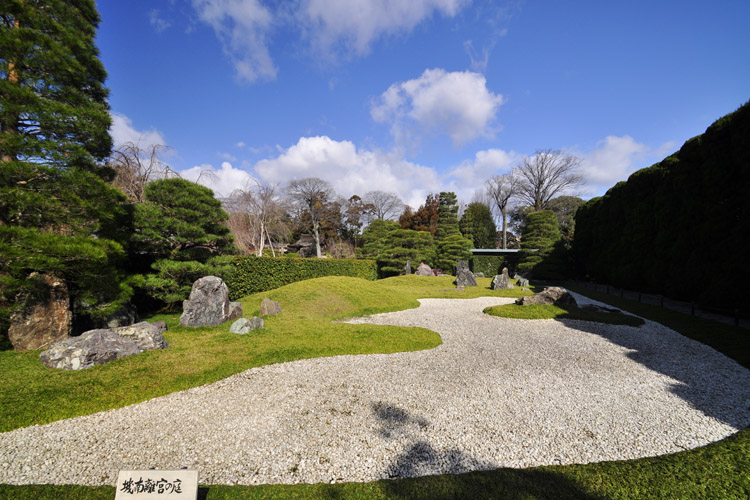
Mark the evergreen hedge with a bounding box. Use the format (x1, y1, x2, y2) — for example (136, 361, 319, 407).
(224, 256, 377, 299)
(573, 101, 750, 313)
(470, 255, 519, 277)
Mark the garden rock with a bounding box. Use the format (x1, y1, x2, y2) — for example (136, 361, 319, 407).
(260, 297, 282, 316)
(113, 321, 168, 350)
(515, 287, 577, 307)
(180, 276, 243, 327)
(473, 272, 485, 278)
(415, 262, 432, 276)
(517, 278, 530, 287)
(455, 260, 477, 287)
(491, 274, 514, 290)
(8, 273, 72, 351)
(39, 322, 169, 371)
(230, 317, 264, 334)
(405, 260, 412, 275)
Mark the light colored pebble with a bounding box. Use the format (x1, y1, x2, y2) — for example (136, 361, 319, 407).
(0, 294, 749, 487)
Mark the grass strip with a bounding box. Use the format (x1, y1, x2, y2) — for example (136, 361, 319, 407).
(483, 303, 645, 327)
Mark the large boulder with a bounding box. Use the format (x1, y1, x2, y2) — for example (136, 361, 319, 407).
(113, 321, 169, 350)
(515, 287, 577, 307)
(8, 273, 72, 351)
(491, 274, 514, 290)
(415, 262, 432, 276)
(455, 260, 477, 287)
(180, 276, 243, 327)
(39, 322, 169, 371)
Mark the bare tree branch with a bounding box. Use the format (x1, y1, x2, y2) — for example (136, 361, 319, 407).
(108, 141, 179, 202)
(515, 149, 583, 211)
(363, 190, 404, 221)
(486, 172, 520, 249)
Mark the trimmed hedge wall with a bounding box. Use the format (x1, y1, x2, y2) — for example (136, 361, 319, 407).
(573, 101, 750, 313)
(224, 256, 377, 299)
(470, 254, 520, 277)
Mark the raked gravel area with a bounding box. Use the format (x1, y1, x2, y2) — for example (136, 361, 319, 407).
(1, 292, 750, 487)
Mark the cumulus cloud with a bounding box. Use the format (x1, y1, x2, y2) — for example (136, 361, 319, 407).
(181, 161, 256, 198)
(579, 135, 650, 195)
(298, 0, 469, 59)
(444, 148, 517, 201)
(192, 0, 277, 83)
(371, 68, 504, 147)
(254, 135, 441, 208)
(109, 112, 168, 150)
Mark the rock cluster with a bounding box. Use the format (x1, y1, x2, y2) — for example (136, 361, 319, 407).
(180, 276, 242, 327)
(39, 321, 168, 371)
(491, 268, 514, 290)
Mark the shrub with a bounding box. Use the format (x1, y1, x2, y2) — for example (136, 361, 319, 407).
(376, 229, 435, 278)
(470, 254, 520, 277)
(224, 256, 377, 299)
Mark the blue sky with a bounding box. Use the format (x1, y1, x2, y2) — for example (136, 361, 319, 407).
(96, 0, 750, 208)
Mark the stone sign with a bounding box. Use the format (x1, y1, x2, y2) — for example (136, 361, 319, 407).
(115, 470, 198, 500)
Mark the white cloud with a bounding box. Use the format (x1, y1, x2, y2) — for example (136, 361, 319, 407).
(192, 0, 277, 83)
(109, 112, 168, 149)
(371, 68, 504, 147)
(180, 161, 256, 198)
(298, 0, 469, 59)
(149, 9, 172, 33)
(444, 148, 517, 201)
(580, 136, 650, 195)
(236, 141, 246, 148)
(254, 135, 441, 208)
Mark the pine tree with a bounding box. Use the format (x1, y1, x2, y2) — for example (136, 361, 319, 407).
(459, 202, 497, 249)
(433, 192, 472, 273)
(517, 210, 566, 278)
(1, 1, 132, 336)
(376, 229, 435, 278)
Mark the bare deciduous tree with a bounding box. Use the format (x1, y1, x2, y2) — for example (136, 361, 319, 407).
(363, 190, 404, 221)
(285, 177, 336, 258)
(486, 172, 520, 249)
(515, 149, 583, 211)
(108, 141, 178, 202)
(224, 180, 289, 257)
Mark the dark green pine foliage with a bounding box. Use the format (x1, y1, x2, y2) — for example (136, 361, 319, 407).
(0, 0, 134, 333)
(517, 210, 566, 279)
(459, 202, 497, 249)
(357, 219, 399, 259)
(376, 229, 435, 278)
(574, 101, 750, 313)
(133, 178, 236, 308)
(434, 192, 472, 274)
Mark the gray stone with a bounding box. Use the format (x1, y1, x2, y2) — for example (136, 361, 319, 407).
(180, 276, 242, 327)
(9, 273, 72, 351)
(259, 297, 282, 316)
(473, 272, 485, 278)
(491, 274, 514, 290)
(40, 330, 141, 371)
(230, 317, 264, 334)
(515, 287, 578, 307)
(405, 260, 412, 275)
(113, 321, 168, 351)
(415, 262, 432, 276)
(516, 277, 530, 287)
(502, 267, 510, 278)
(39, 321, 169, 370)
(455, 260, 477, 287)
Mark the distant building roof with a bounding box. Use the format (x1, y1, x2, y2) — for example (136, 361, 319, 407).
(470, 249, 521, 255)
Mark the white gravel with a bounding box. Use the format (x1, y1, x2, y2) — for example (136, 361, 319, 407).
(1, 292, 749, 487)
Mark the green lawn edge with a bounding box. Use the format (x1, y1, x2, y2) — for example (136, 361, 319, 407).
(483, 302, 645, 327)
(2, 279, 749, 499)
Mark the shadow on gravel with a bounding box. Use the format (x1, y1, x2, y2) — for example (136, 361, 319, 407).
(554, 317, 750, 430)
(370, 402, 605, 500)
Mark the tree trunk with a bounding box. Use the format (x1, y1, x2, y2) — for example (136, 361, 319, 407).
(501, 208, 508, 249)
(313, 222, 322, 258)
